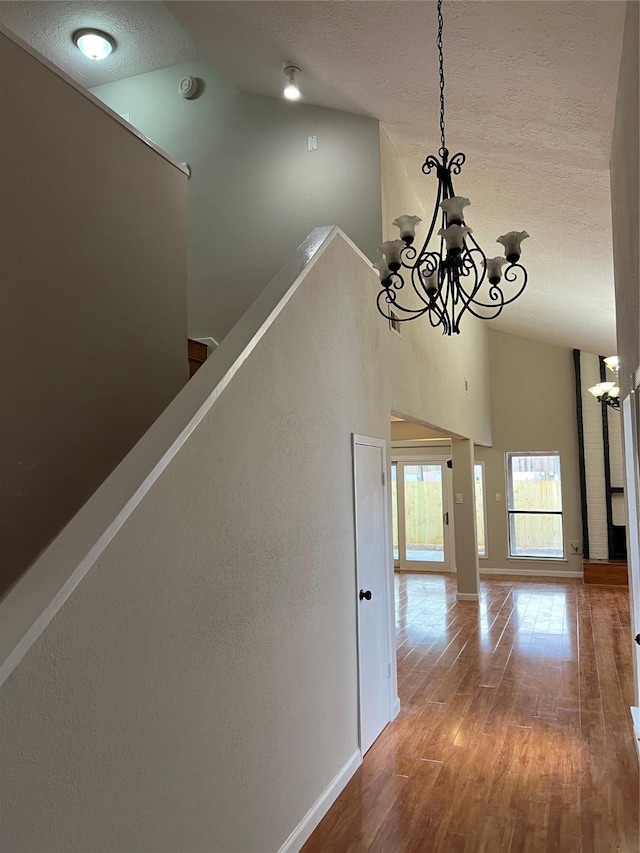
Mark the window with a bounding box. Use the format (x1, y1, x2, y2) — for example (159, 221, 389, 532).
(506, 452, 564, 559)
(474, 463, 487, 557)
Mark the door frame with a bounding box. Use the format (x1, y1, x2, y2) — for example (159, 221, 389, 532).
(391, 454, 455, 573)
(622, 391, 640, 708)
(352, 434, 398, 754)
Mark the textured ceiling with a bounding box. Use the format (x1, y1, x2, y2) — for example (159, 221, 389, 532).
(0, 1, 199, 87)
(168, 0, 627, 355)
(1, 0, 627, 354)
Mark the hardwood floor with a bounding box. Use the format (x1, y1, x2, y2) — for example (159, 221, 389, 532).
(303, 574, 639, 853)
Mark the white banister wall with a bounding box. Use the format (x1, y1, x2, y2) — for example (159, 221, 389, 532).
(0, 29, 188, 596)
(0, 227, 490, 852)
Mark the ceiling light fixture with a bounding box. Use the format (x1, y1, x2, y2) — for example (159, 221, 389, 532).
(588, 356, 620, 410)
(73, 29, 116, 61)
(283, 65, 301, 100)
(374, 0, 530, 336)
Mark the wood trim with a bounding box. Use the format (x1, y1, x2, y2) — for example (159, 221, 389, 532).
(583, 558, 628, 586)
(188, 338, 208, 378)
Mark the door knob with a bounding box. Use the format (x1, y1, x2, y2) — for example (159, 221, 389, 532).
(635, 634, 640, 646)
(359, 589, 372, 601)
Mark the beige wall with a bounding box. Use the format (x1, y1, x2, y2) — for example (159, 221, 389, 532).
(610, 0, 639, 397)
(380, 126, 429, 246)
(93, 60, 383, 344)
(0, 227, 491, 851)
(475, 330, 583, 574)
(390, 421, 449, 441)
(0, 34, 188, 596)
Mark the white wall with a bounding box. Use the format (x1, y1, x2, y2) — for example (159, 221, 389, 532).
(610, 0, 639, 398)
(0, 227, 491, 852)
(475, 330, 583, 575)
(93, 59, 383, 343)
(0, 33, 188, 596)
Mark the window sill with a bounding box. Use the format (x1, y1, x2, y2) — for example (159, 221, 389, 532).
(507, 556, 568, 563)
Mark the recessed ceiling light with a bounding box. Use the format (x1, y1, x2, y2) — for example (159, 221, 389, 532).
(73, 29, 116, 61)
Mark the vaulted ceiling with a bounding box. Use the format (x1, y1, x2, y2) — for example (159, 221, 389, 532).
(1, 0, 627, 354)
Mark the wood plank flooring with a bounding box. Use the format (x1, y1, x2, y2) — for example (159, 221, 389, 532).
(303, 574, 639, 853)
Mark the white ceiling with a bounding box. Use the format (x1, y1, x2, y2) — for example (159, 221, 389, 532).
(1, 1, 627, 354)
(0, 1, 199, 87)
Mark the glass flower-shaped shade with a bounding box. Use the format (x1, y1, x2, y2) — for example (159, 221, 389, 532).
(604, 355, 620, 376)
(588, 381, 616, 399)
(440, 196, 470, 225)
(378, 239, 405, 271)
(393, 215, 422, 245)
(497, 231, 530, 264)
(373, 258, 392, 283)
(438, 224, 472, 257)
(486, 256, 508, 285)
(424, 269, 439, 298)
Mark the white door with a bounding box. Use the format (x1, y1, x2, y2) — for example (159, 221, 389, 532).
(353, 435, 391, 754)
(395, 460, 453, 571)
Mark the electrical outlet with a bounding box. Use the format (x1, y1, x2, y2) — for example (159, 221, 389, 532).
(569, 541, 582, 555)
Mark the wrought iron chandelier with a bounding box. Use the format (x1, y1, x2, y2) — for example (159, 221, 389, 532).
(588, 356, 620, 410)
(374, 0, 530, 336)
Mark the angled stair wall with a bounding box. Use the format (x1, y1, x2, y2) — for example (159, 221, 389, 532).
(0, 28, 189, 597)
(0, 227, 491, 852)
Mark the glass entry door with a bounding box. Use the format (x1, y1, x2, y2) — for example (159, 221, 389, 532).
(394, 461, 451, 571)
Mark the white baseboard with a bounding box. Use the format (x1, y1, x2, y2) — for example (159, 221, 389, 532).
(456, 592, 479, 602)
(479, 567, 583, 579)
(278, 749, 362, 853)
(391, 696, 401, 720)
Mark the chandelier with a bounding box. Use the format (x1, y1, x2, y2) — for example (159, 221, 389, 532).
(374, 0, 530, 336)
(588, 356, 620, 410)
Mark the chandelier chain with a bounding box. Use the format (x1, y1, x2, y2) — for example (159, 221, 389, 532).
(437, 0, 446, 151)
(373, 0, 530, 336)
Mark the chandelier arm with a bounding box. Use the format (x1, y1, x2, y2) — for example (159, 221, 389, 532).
(448, 152, 466, 176)
(450, 256, 478, 332)
(375, 285, 431, 323)
(461, 261, 528, 311)
(496, 263, 528, 306)
(427, 294, 449, 334)
(414, 166, 443, 267)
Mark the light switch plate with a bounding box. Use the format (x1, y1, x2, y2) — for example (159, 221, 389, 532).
(308, 135, 318, 151)
(455, 493, 463, 504)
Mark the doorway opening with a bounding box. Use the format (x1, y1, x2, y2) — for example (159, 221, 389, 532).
(390, 416, 454, 573)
